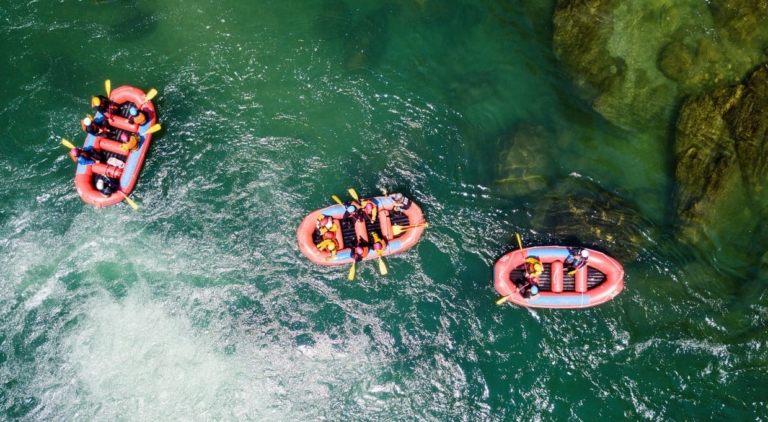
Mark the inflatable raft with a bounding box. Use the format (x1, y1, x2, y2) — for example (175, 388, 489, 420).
(74, 85, 157, 208)
(494, 246, 624, 308)
(297, 194, 426, 265)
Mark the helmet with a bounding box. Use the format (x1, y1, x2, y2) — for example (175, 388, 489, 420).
(83, 117, 92, 126)
(346, 205, 356, 213)
(530, 285, 539, 295)
(323, 232, 335, 240)
(581, 249, 589, 258)
(91, 97, 101, 107)
(70, 148, 80, 157)
(533, 263, 543, 272)
(120, 133, 128, 142)
(395, 193, 403, 201)
(365, 202, 374, 211)
(320, 216, 331, 227)
(373, 242, 383, 251)
(129, 107, 138, 116)
(96, 178, 105, 190)
(354, 247, 364, 255)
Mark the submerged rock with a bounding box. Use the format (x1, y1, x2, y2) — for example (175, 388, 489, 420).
(494, 124, 553, 197)
(552, 0, 768, 131)
(342, 4, 398, 71)
(533, 177, 644, 262)
(673, 63, 768, 245)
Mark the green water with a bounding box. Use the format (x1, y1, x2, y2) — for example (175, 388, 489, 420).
(1, 0, 766, 420)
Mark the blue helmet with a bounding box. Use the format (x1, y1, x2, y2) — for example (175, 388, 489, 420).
(129, 106, 138, 116)
(530, 285, 539, 295)
(346, 205, 356, 213)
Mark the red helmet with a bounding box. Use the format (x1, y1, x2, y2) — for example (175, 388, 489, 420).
(354, 247, 364, 255)
(373, 242, 383, 251)
(365, 202, 374, 211)
(120, 133, 129, 142)
(70, 148, 80, 157)
(320, 217, 331, 227)
(323, 232, 335, 240)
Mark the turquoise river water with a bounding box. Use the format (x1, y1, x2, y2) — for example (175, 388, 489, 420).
(0, 0, 766, 420)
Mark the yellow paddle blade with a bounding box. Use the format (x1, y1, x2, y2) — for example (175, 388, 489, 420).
(348, 261, 356, 281)
(142, 123, 161, 135)
(332, 195, 343, 205)
(567, 270, 576, 275)
(391, 222, 429, 236)
(143, 88, 157, 103)
(496, 294, 512, 305)
(348, 188, 359, 201)
(516, 233, 523, 251)
(120, 192, 139, 211)
(61, 139, 76, 149)
(105, 79, 111, 96)
(378, 257, 388, 275)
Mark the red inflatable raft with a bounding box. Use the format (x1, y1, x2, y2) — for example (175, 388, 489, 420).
(74, 85, 157, 208)
(494, 246, 624, 308)
(297, 194, 426, 265)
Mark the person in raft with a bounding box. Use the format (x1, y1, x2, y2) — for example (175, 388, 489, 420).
(118, 132, 140, 152)
(316, 238, 338, 261)
(392, 193, 411, 212)
(91, 96, 115, 122)
(524, 256, 543, 285)
(351, 237, 370, 262)
(521, 284, 539, 299)
(127, 106, 148, 126)
(316, 215, 338, 238)
(81, 117, 105, 136)
(343, 202, 363, 222)
(565, 248, 589, 272)
(359, 199, 377, 223)
(69, 146, 104, 165)
(95, 177, 117, 197)
(371, 233, 387, 255)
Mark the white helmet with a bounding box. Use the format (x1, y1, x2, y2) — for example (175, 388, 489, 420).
(581, 249, 589, 258)
(83, 117, 92, 125)
(96, 178, 104, 190)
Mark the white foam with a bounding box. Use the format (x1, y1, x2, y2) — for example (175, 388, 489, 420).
(31, 286, 383, 421)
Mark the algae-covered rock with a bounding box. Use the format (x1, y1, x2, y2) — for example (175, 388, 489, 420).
(533, 177, 644, 262)
(657, 40, 695, 82)
(494, 124, 553, 196)
(552, 0, 768, 131)
(673, 64, 768, 243)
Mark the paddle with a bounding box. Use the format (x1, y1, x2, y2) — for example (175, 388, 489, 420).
(61, 138, 76, 149)
(348, 261, 356, 281)
(140, 123, 161, 135)
(142, 88, 157, 105)
(496, 233, 526, 305)
(332, 195, 343, 205)
(391, 222, 429, 236)
(105, 80, 111, 96)
(378, 256, 388, 275)
(119, 191, 139, 211)
(348, 188, 359, 201)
